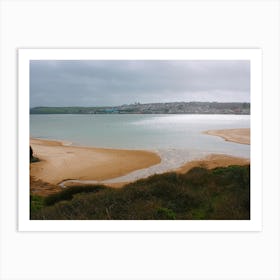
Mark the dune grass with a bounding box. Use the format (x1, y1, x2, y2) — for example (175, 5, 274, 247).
(30, 165, 250, 220)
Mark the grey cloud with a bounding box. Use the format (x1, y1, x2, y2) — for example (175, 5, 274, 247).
(30, 60, 250, 107)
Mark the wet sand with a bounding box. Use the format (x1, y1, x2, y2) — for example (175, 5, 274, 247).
(30, 138, 161, 185)
(30, 131, 250, 195)
(59, 153, 249, 190)
(204, 128, 250, 145)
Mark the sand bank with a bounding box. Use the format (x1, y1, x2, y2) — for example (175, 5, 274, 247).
(30, 138, 250, 195)
(204, 128, 250, 145)
(30, 138, 161, 185)
(59, 153, 249, 189)
(176, 154, 249, 174)
(31, 150, 250, 195)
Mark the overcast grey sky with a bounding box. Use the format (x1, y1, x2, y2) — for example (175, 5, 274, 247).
(30, 60, 250, 107)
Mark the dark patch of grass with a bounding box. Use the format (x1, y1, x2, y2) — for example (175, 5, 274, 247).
(30, 195, 44, 214)
(44, 185, 106, 206)
(155, 207, 176, 220)
(30, 165, 250, 220)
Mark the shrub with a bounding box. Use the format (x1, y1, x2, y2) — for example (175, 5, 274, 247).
(44, 185, 106, 206)
(155, 207, 176, 220)
(30, 195, 44, 214)
(30, 165, 250, 220)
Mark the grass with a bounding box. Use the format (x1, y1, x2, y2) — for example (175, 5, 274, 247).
(44, 185, 106, 206)
(30, 195, 45, 213)
(30, 165, 250, 220)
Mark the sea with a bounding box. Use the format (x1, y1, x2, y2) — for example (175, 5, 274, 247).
(30, 114, 250, 184)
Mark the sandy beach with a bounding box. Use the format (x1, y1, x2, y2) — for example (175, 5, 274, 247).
(57, 153, 250, 190)
(204, 128, 250, 145)
(30, 138, 161, 185)
(30, 128, 250, 195)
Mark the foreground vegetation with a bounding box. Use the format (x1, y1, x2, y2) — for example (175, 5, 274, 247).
(30, 165, 250, 220)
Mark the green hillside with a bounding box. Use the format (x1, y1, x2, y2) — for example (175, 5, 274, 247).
(31, 165, 250, 220)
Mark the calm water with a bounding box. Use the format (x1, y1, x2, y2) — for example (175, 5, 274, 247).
(30, 114, 250, 183)
(30, 114, 249, 153)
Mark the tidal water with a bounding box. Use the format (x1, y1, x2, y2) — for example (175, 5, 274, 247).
(30, 114, 250, 183)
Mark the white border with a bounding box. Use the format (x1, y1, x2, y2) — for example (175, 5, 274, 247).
(18, 48, 262, 231)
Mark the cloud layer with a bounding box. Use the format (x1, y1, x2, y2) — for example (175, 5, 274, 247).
(30, 60, 250, 107)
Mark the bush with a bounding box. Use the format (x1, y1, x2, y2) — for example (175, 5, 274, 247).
(30, 195, 44, 214)
(30, 165, 250, 220)
(155, 207, 176, 219)
(44, 185, 106, 206)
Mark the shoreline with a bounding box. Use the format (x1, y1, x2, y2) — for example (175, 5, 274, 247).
(30, 138, 161, 185)
(30, 135, 250, 195)
(204, 128, 250, 145)
(30, 151, 250, 196)
(57, 153, 249, 189)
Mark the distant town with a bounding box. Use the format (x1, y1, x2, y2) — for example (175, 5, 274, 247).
(30, 101, 250, 115)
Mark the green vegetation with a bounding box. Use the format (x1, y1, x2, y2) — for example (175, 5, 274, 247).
(30, 102, 250, 115)
(30, 106, 105, 114)
(30, 146, 39, 163)
(44, 185, 106, 206)
(30, 165, 250, 220)
(30, 195, 44, 213)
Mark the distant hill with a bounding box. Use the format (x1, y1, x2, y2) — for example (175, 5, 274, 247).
(30, 102, 250, 115)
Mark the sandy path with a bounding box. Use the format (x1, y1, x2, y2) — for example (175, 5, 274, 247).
(204, 128, 250, 145)
(30, 138, 161, 185)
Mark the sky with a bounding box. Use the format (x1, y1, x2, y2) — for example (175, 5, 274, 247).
(30, 60, 250, 107)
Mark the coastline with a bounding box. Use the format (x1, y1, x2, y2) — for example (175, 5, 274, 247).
(30, 138, 161, 185)
(204, 128, 250, 145)
(30, 130, 250, 195)
(56, 153, 250, 190)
